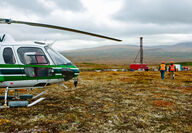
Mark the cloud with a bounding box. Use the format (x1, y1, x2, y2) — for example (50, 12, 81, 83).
(0, 0, 122, 41)
(1, 0, 51, 15)
(1, 0, 84, 16)
(54, 0, 85, 11)
(1, 0, 192, 50)
(115, 0, 192, 24)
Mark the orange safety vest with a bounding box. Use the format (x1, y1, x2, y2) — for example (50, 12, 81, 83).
(170, 65, 175, 71)
(160, 64, 166, 70)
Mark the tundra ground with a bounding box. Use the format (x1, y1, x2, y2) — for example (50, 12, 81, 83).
(0, 70, 191, 132)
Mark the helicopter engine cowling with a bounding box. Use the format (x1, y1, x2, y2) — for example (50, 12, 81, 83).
(61, 68, 75, 81)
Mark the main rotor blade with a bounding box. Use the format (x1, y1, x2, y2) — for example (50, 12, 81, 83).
(0, 18, 122, 42)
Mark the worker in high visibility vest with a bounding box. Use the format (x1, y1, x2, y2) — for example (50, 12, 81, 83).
(169, 61, 176, 79)
(159, 61, 167, 79)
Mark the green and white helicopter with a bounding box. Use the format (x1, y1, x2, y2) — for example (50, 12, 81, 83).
(0, 18, 121, 108)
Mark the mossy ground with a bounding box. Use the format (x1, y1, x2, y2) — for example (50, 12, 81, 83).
(0, 69, 191, 132)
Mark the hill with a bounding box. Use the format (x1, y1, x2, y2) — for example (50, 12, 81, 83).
(61, 42, 192, 64)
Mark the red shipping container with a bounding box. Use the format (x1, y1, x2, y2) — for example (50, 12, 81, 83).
(130, 64, 147, 70)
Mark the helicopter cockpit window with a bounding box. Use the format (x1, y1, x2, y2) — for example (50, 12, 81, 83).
(17, 47, 49, 65)
(3, 47, 16, 64)
(45, 46, 72, 65)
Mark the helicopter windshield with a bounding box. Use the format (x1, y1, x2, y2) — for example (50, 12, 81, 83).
(45, 46, 72, 65)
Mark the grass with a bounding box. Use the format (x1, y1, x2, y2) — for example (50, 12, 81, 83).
(76, 63, 130, 71)
(0, 66, 191, 132)
(175, 62, 192, 66)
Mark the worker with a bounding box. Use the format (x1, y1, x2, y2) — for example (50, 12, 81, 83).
(159, 61, 167, 79)
(169, 61, 176, 79)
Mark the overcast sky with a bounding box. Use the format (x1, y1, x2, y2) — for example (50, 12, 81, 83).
(1, 0, 192, 50)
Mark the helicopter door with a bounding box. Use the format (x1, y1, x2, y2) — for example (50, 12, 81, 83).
(24, 52, 49, 77)
(17, 47, 50, 78)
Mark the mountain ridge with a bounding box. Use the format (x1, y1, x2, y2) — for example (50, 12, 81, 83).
(61, 42, 192, 64)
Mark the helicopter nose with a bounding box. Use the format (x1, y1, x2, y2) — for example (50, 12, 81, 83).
(72, 68, 80, 77)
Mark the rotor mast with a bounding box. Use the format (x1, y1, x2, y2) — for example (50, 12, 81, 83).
(140, 37, 143, 64)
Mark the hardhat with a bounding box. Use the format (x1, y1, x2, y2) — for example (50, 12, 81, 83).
(170, 61, 174, 63)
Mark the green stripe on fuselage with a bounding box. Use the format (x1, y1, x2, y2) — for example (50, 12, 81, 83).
(0, 69, 24, 74)
(0, 71, 3, 82)
(1, 75, 63, 81)
(0, 64, 79, 81)
(0, 64, 78, 68)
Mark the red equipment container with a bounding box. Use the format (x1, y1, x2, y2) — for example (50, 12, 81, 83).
(130, 64, 147, 71)
(184, 67, 189, 71)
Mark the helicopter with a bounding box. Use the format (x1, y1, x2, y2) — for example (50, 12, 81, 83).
(0, 18, 121, 108)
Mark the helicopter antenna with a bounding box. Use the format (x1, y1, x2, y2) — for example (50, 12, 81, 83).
(47, 40, 56, 47)
(0, 18, 122, 42)
(34, 41, 46, 45)
(34, 40, 56, 47)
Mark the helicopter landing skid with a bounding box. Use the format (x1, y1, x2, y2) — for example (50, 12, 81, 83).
(0, 87, 46, 108)
(57, 83, 68, 89)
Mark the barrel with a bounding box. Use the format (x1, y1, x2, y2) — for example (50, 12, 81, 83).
(19, 94, 33, 99)
(0, 96, 14, 100)
(8, 101, 28, 107)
